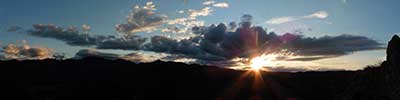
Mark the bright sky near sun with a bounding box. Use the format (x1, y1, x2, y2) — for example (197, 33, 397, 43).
(0, 0, 398, 71)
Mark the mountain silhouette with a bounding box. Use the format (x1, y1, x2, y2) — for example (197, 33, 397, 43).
(0, 36, 399, 100)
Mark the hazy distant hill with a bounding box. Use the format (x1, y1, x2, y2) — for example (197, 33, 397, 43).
(0, 35, 399, 100)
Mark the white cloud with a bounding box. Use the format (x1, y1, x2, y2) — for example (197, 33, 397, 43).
(203, 1, 215, 5)
(188, 7, 213, 19)
(202, 1, 229, 8)
(213, 2, 229, 8)
(163, 6, 212, 33)
(304, 11, 329, 19)
(163, 1, 228, 34)
(266, 11, 329, 25)
(266, 17, 298, 24)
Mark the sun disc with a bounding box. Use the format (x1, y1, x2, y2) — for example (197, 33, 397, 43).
(250, 57, 265, 71)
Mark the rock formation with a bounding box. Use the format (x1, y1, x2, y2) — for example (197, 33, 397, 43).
(387, 35, 400, 70)
(339, 35, 400, 100)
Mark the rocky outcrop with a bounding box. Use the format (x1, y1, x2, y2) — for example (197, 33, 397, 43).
(385, 35, 400, 99)
(387, 35, 400, 70)
(339, 35, 400, 100)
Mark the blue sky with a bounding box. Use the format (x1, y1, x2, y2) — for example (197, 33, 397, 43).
(0, 0, 398, 71)
(1, 0, 399, 41)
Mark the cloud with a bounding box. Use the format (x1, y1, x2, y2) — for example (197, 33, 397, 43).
(188, 7, 213, 19)
(281, 33, 383, 56)
(6, 26, 23, 32)
(203, 1, 216, 5)
(28, 24, 147, 50)
(160, 26, 183, 33)
(144, 15, 382, 61)
(263, 66, 312, 72)
(203, 0, 229, 8)
(163, 0, 229, 34)
(82, 24, 91, 32)
(74, 49, 150, 62)
(286, 55, 339, 61)
(265, 17, 297, 24)
(74, 49, 121, 60)
(164, 7, 209, 33)
(115, 2, 167, 35)
(145, 15, 270, 59)
(144, 35, 203, 55)
(213, 2, 229, 8)
(266, 11, 329, 24)
(143, 35, 228, 61)
(1, 40, 54, 60)
(96, 36, 147, 50)
(304, 11, 329, 19)
(28, 24, 103, 46)
(24, 13, 381, 63)
(264, 66, 339, 72)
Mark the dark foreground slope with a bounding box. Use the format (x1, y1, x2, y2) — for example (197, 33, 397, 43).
(0, 35, 399, 100)
(0, 58, 355, 100)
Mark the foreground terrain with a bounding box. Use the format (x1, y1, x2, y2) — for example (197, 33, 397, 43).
(0, 35, 399, 100)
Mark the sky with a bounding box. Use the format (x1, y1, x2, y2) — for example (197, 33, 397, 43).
(0, 0, 398, 71)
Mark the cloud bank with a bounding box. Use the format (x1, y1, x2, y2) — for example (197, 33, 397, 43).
(143, 15, 381, 61)
(23, 14, 382, 62)
(28, 24, 147, 50)
(14, 1, 381, 66)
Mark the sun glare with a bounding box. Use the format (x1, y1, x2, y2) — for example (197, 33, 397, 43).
(249, 54, 283, 71)
(250, 57, 265, 71)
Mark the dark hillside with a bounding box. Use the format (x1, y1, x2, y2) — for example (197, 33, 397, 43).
(0, 35, 399, 100)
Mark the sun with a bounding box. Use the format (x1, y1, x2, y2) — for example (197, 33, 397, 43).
(250, 56, 266, 71)
(248, 54, 281, 71)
